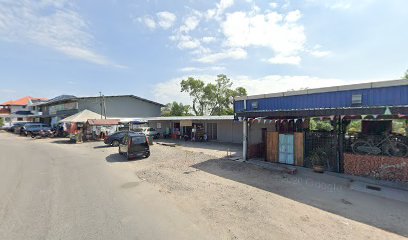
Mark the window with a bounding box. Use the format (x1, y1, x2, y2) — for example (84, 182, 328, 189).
(22, 106, 26, 109)
(17, 117, 23, 121)
(131, 136, 146, 144)
(352, 94, 362, 107)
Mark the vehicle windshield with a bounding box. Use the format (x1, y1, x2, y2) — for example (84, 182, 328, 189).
(131, 136, 146, 143)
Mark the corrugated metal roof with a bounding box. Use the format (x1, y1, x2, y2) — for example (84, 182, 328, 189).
(235, 82, 408, 113)
(38, 94, 164, 107)
(146, 115, 234, 121)
(235, 79, 408, 101)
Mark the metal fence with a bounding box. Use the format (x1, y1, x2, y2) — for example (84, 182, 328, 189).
(344, 133, 408, 158)
(304, 131, 339, 172)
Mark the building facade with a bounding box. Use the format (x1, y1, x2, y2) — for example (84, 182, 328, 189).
(147, 116, 242, 144)
(0, 96, 47, 127)
(234, 79, 408, 183)
(37, 95, 163, 126)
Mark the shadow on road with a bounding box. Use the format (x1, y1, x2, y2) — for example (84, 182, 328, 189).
(50, 139, 74, 144)
(191, 158, 408, 238)
(94, 145, 111, 149)
(105, 153, 141, 163)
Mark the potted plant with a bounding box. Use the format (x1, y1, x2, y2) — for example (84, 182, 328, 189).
(310, 148, 326, 173)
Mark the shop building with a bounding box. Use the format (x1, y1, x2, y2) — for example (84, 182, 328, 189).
(147, 116, 242, 144)
(37, 95, 164, 126)
(234, 79, 408, 183)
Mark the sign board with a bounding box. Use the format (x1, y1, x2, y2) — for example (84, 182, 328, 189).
(180, 120, 192, 127)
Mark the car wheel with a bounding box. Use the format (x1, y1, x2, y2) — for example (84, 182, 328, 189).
(144, 152, 150, 158)
(112, 140, 120, 147)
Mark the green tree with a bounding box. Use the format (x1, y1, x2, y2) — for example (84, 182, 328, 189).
(180, 74, 247, 116)
(404, 69, 408, 79)
(0, 118, 3, 128)
(161, 102, 192, 116)
(310, 119, 333, 131)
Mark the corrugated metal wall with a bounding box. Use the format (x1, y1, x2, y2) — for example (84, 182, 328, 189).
(235, 85, 408, 112)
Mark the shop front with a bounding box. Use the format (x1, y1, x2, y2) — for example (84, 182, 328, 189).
(147, 116, 242, 144)
(235, 79, 408, 182)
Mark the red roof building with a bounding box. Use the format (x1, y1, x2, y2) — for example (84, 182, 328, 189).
(0, 96, 48, 106)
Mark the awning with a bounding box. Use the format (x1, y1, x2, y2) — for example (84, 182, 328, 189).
(60, 109, 102, 123)
(86, 119, 120, 126)
(235, 106, 408, 119)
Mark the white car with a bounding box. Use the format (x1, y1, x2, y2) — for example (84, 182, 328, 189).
(134, 127, 159, 139)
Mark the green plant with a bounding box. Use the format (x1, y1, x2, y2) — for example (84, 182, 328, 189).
(310, 148, 327, 166)
(0, 118, 3, 127)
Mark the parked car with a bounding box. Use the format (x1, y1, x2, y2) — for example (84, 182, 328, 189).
(118, 132, 150, 160)
(134, 127, 159, 139)
(21, 123, 51, 136)
(9, 122, 28, 133)
(104, 131, 135, 146)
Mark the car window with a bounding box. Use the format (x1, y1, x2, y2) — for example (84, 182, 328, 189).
(122, 135, 128, 144)
(131, 136, 146, 144)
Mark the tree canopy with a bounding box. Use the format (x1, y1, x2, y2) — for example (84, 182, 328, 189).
(404, 69, 408, 79)
(161, 101, 192, 116)
(180, 74, 247, 116)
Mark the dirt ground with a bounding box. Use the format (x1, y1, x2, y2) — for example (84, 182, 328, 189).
(106, 141, 408, 240)
(7, 132, 408, 240)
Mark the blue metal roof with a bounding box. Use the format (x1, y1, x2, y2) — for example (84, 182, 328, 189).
(234, 80, 408, 113)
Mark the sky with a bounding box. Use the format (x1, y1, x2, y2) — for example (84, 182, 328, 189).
(0, 0, 407, 104)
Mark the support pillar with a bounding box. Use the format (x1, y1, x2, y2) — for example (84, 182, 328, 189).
(243, 118, 248, 160)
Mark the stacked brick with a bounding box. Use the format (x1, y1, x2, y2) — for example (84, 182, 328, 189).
(344, 153, 408, 183)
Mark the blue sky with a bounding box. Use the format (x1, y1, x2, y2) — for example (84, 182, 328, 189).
(0, 0, 407, 104)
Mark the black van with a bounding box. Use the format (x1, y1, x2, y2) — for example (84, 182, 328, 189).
(118, 132, 150, 160)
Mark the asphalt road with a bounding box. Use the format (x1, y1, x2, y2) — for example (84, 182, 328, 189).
(0, 132, 211, 240)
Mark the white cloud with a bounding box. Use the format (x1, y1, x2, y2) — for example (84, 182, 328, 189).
(0, 0, 122, 67)
(206, 0, 235, 20)
(176, 35, 201, 49)
(179, 66, 226, 72)
(269, 2, 278, 9)
(233, 75, 347, 95)
(221, 10, 306, 64)
(152, 76, 210, 105)
(156, 11, 176, 29)
(152, 74, 350, 105)
(306, 44, 332, 58)
(143, 16, 157, 29)
(267, 55, 301, 65)
(309, 50, 331, 57)
(285, 10, 302, 22)
(196, 48, 247, 63)
(306, 0, 373, 10)
(180, 15, 200, 33)
(202, 36, 216, 43)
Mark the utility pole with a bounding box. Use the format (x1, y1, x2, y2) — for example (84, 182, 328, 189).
(99, 92, 103, 119)
(103, 94, 107, 119)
